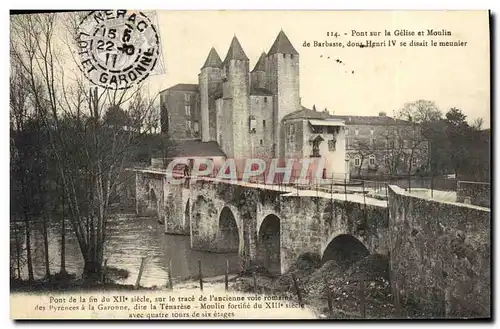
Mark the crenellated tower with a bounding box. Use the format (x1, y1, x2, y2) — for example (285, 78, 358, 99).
(199, 47, 222, 142)
(266, 30, 301, 158)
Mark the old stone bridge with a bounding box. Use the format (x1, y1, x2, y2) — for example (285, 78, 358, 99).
(133, 168, 490, 316)
(135, 168, 388, 274)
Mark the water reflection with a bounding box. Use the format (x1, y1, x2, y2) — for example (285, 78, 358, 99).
(10, 214, 241, 287)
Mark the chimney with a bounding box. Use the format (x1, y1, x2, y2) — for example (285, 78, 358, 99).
(379, 111, 387, 117)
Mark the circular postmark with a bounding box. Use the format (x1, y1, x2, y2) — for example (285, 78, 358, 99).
(77, 10, 160, 90)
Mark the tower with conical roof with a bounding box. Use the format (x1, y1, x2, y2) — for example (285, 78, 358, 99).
(250, 52, 267, 90)
(199, 47, 222, 142)
(266, 30, 301, 158)
(219, 36, 251, 158)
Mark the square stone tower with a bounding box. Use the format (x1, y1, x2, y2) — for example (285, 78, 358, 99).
(266, 30, 301, 158)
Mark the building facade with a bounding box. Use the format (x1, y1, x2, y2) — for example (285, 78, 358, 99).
(282, 108, 347, 181)
(160, 31, 301, 159)
(332, 112, 429, 178)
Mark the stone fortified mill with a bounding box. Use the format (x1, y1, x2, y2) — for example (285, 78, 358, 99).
(162, 30, 302, 160)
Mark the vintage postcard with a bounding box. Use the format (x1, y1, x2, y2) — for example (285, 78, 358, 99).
(9, 10, 491, 320)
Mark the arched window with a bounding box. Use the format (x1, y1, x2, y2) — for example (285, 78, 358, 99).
(354, 156, 361, 167)
(369, 155, 376, 166)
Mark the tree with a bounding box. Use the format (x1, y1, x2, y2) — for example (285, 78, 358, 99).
(403, 123, 429, 189)
(103, 106, 131, 129)
(10, 12, 165, 281)
(445, 107, 468, 126)
(471, 117, 484, 131)
(351, 139, 374, 177)
(395, 100, 453, 177)
(10, 60, 36, 281)
(444, 107, 472, 178)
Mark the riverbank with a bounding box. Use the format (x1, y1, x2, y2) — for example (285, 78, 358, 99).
(10, 263, 393, 320)
(10, 254, 403, 319)
(228, 253, 402, 319)
(10, 266, 140, 293)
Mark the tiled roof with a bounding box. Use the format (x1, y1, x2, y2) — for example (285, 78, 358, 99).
(330, 115, 409, 126)
(162, 84, 199, 93)
(171, 140, 226, 157)
(223, 36, 249, 64)
(283, 107, 335, 120)
(268, 30, 299, 56)
(251, 52, 267, 72)
(201, 47, 222, 69)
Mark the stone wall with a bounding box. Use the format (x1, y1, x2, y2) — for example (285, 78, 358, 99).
(279, 195, 388, 273)
(135, 172, 165, 220)
(199, 66, 221, 142)
(456, 181, 490, 208)
(187, 180, 258, 270)
(249, 95, 274, 159)
(174, 178, 389, 275)
(161, 89, 201, 139)
(227, 60, 251, 159)
(266, 53, 301, 158)
(163, 183, 190, 235)
(387, 185, 490, 318)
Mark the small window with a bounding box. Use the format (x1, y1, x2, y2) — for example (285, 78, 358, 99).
(355, 128, 359, 136)
(260, 139, 263, 145)
(184, 93, 190, 102)
(193, 121, 200, 133)
(264, 97, 267, 103)
(354, 157, 361, 166)
(345, 128, 349, 135)
(185, 105, 191, 116)
(370, 128, 374, 135)
(291, 54, 294, 59)
(283, 53, 286, 58)
(249, 115, 257, 133)
(263, 120, 266, 128)
(369, 155, 376, 166)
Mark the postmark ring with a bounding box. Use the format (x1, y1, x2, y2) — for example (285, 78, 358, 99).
(76, 10, 161, 90)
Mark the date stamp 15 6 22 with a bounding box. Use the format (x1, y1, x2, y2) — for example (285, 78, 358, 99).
(77, 10, 161, 90)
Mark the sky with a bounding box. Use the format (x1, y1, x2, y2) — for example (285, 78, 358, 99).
(144, 10, 490, 128)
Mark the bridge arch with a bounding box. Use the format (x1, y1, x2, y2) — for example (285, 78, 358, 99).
(217, 205, 242, 253)
(321, 233, 369, 268)
(257, 213, 281, 275)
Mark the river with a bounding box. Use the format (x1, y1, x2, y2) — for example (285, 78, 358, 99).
(10, 214, 241, 287)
